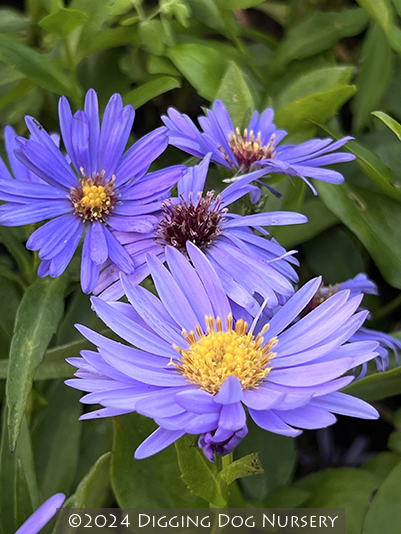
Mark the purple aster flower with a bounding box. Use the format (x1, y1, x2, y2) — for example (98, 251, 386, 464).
(15, 493, 65, 534)
(0, 126, 59, 184)
(67, 246, 379, 462)
(0, 89, 184, 293)
(95, 155, 307, 309)
(161, 100, 355, 194)
(298, 274, 401, 376)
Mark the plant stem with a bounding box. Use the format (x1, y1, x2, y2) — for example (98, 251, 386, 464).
(375, 293, 401, 319)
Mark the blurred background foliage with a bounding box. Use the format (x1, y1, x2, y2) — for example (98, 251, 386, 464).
(1, 0, 401, 533)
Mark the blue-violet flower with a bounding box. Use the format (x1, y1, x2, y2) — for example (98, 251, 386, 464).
(0, 89, 184, 293)
(67, 246, 379, 461)
(95, 155, 307, 309)
(162, 100, 355, 194)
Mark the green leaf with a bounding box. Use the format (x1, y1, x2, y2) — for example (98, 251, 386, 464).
(343, 366, 401, 401)
(363, 452, 401, 479)
(124, 77, 181, 109)
(167, 43, 230, 101)
(87, 26, 137, 55)
(388, 431, 401, 455)
(372, 111, 401, 141)
(316, 182, 401, 289)
(272, 8, 369, 69)
(0, 227, 33, 283)
(139, 20, 167, 55)
(303, 226, 365, 284)
(274, 199, 339, 249)
(353, 25, 392, 133)
(175, 435, 226, 507)
(275, 85, 356, 133)
(362, 460, 401, 534)
(70, 0, 114, 64)
(0, 408, 39, 534)
(0, 34, 77, 97)
(64, 452, 111, 508)
(39, 8, 88, 35)
(31, 381, 82, 499)
(315, 122, 401, 202)
(215, 61, 254, 129)
(219, 453, 263, 485)
(111, 413, 205, 507)
(0, 8, 31, 32)
(356, 0, 394, 34)
(6, 275, 68, 451)
(277, 66, 354, 109)
(235, 418, 296, 500)
(0, 78, 35, 113)
(295, 468, 381, 534)
(217, 0, 264, 7)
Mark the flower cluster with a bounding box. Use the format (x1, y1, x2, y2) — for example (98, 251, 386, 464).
(1, 90, 396, 463)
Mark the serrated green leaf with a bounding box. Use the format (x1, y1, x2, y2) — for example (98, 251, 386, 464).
(215, 61, 254, 129)
(124, 77, 181, 109)
(316, 182, 401, 289)
(372, 110, 401, 141)
(0, 34, 77, 97)
(111, 413, 205, 507)
(344, 366, 401, 401)
(219, 453, 263, 485)
(39, 8, 88, 35)
(175, 435, 226, 507)
(353, 25, 392, 133)
(276, 85, 356, 133)
(362, 460, 401, 534)
(167, 43, 230, 101)
(6, 275, 68, 451)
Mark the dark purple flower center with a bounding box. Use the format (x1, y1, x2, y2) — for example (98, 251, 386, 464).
(155, 191, 227, 253)
(300, 283, 340, 318)
(70, 168, 117, 222)
(220, 128, 277, 171)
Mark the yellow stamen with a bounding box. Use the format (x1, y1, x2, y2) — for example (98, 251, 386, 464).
(173, 313, 277, 395)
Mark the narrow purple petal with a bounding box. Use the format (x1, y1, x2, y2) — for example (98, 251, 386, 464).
(134, 427, 185, 459)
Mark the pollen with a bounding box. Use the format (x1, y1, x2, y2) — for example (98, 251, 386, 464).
(70, 168, 117, 221)
(173, 314, 277, 395)
(220, 128, 277, 172)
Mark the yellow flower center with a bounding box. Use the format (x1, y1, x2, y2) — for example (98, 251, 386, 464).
(70, 168, 117, 221)
(173, 314, 277, 395)
(220, 128, 277, 171)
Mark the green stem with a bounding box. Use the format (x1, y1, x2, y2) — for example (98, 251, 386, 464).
(62, 37, 81, 108)
(222, 452, 233, 470)
(375, 293, 401, 319)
